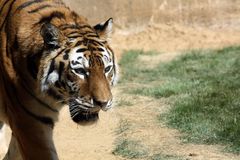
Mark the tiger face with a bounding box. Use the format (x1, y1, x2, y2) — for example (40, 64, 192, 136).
(39, 18, 117, 124)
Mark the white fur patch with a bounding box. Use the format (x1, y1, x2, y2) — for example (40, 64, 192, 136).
(41, 70, 59, 91)
(69, 49, 89, 79)
(47, 70, 59, 84)
(106, 18, 113, 35)
(101, 47, 118, 86)
(40, 49, 61, 92)
(41, 62, 51, 92)
(112, 63, 119, 86)
(103, 18, 113, 41)
(0, 124, 7, 154)
(69, 51, 89, 69)
(102, 48, 113, 67)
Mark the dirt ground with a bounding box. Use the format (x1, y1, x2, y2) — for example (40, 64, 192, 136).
(1, 0, 240, 159)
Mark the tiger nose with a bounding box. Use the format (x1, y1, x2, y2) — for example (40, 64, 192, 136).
(93, 99, 108, 108)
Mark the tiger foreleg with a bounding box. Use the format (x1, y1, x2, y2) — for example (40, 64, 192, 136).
(3, 133, 22, 160)
(9, 117, 58, 160)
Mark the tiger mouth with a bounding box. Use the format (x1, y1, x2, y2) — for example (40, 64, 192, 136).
(69, 99, 100, 125)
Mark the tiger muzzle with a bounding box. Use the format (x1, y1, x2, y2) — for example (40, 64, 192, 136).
(68, 96, 113, 125)
(69, 99, 100, 125)
(69, 68, 113, 125)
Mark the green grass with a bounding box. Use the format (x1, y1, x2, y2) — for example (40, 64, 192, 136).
(112, 139, 148, 159)
(119, 50, 160, 84)
(119, 46, 240, 153)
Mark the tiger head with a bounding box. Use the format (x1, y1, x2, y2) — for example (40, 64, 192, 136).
(38, 18, 117, 125)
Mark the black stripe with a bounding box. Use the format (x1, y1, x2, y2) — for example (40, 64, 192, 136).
(46, 59, 55, 82)
(47, 88, 63, 100)
(78, 25, 92, 30)
(74, 41, 82, 47)
(0, 121, 3, 129)
(86, 34, 98, 38)
(59, 24, 80, 30)
(90, 47, 104, 52)
(6, 29, 13, 58)
(59, 24, 92, 30)
(68, 35, 82, 39)
(89, 56, 93, 67)
(54, 81, 61, 88)
(36, 11, 65, 24)
(71, 60, 80, 66)
(76, 48, 87, 53)
(110, 48, 117, 83)
(0, 0, 11, 16)
(97, 47, 105, 52)
(66, 31, 81, 36)
(58, 61, 65, 81)
(28, 4, 52, 13)
(65, 48, 71, 54)
(26, 47, 43, 79)
(13, 35, 19, 49)
(91, 40, 104, 47)
(96, 56, 103, 66)
(52, 48, 65, 59)
(62, 81, 67, 89)
(16, 0, 43, 12)
(0, 0, 16, 31)
(58, 24, 75, 29)
(27, 53, 40, 79)
(82, 31, 95, 35)
(63, 53, 69, 60)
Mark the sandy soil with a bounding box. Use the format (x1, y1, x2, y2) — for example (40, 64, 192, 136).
(111, 23, 240, 59)
(54, 107, 121, 160)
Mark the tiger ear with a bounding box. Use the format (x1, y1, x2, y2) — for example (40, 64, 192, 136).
(93, 18, 113, 40)
(41, 23, 60, 49)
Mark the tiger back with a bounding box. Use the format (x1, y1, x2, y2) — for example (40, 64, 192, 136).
(0, 0, 117, 159)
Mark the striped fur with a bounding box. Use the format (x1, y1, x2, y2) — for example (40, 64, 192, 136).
(0, 0, 117, 159)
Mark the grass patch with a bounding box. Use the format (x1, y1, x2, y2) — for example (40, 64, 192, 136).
(119, 46, 240, 153)
(119, 50, 161, 83)
(151, 154, 185, 160)
(112, 139, 148, 159)
(115, 119, 131, 135)
(116, 99, 133, 107)
(130, 81, 192, 98)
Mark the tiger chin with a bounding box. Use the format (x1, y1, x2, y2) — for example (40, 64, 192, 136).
(0, 0, 118, 159)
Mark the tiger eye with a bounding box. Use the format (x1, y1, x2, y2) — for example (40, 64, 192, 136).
(75, 68, 87, 75)
(105, 66, 112, 73)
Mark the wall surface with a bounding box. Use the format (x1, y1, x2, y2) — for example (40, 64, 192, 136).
(63, 0, 240, 29)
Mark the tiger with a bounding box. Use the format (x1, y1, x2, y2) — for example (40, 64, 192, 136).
(0, 0, 118, 159)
